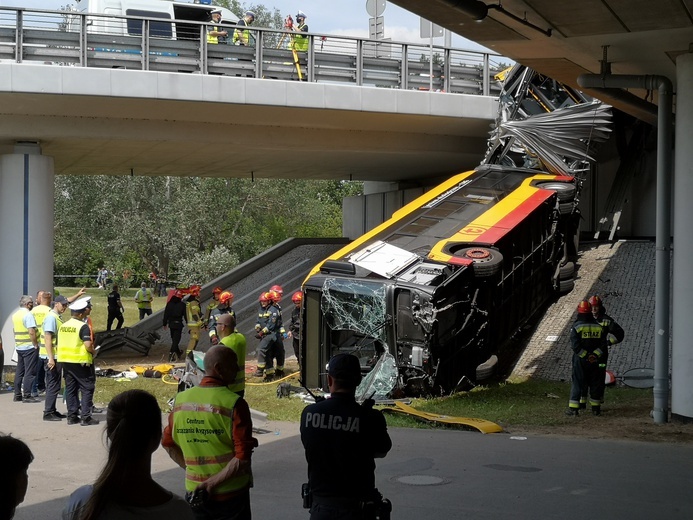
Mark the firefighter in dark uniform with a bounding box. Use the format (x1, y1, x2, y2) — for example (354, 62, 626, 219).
(163, 290, 186, 361)
(288, 291, 303, 367)
(580, 295, 625, 410)
(567, 300, 606, 416)
(57, 297, 99, 426)
(300, 354, 392, 520)
(268, 287, 286, 377)
(254, 292, 280, 378)
(208, 291, 235, 345)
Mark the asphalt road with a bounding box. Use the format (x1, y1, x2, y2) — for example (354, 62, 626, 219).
(4, 388, 693, 520)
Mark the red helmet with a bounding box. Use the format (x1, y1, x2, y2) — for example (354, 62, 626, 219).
(190, 285, 201, 296)
(270, 284, 284, 296)
(219, 291, 234, 304)
(212, 286, 223, 295)
(259, 291, 272, 303)
(268, 290, 281, 303)
(577, 300, 592, 314)
(292, 291, 303, 303)
(588, 295, 602, 308)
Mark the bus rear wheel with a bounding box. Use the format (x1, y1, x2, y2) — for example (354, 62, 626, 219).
(453, 247, 503, 277)
(537, 181, 576, 202)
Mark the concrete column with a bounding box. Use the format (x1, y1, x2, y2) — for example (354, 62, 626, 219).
(0, 142, 54, 364)
(672, 53, 693, 421)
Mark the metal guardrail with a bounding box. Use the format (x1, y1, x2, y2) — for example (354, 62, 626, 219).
(0, 7, 506, 96)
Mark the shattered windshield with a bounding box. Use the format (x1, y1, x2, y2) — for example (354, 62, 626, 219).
(321, 278, 388, 344)
(356, 351, 398, 401)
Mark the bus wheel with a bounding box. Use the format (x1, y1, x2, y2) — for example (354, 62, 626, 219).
(558, 201, 574, 215)
(454, 247, 503, 277)
(558, 278, 575, 293)
(558, 261, 575, 280)
(537, 182, 576, 202)
(476, 354, 498, 380)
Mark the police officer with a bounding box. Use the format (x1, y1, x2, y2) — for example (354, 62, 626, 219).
(106, 284, 125, 330)
(300, 354, 392, 520)
(12, 295, 39, 403)
(233, 10, 255, 46)
(567, 300, 606, 416)
(206, 8, 228, 45)
(163, 290, 187, 361)
(290, 10, 309, 52)
(58, 297, 99, 426)
(41, 295, 69, 421)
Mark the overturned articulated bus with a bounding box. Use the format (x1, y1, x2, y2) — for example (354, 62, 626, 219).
(300, 165, 580, 397)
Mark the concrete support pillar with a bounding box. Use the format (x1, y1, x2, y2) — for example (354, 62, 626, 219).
(0, 142, 54, 363)
(672, 53, 693, 421)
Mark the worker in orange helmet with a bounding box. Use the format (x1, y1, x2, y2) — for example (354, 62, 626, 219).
(254, 292, 281, 378)
(288, 291, 303, 368)
(208, 291, 235, 345)
(204, 286, 224, 329)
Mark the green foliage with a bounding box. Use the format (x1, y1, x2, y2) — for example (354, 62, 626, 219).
(54, 175, 362, 287)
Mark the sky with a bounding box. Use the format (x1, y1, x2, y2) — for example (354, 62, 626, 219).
(2, 0, 492, 52)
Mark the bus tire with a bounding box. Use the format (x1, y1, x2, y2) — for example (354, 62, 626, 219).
(454, 247, 503, 277)
(558, 261, 575, 280)
(537, 182, 576, 202)
(558, 201, 574, 215)
(476, 354, 498, 380)
(558, 278, 575, 293)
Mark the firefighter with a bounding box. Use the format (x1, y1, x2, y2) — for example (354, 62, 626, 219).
(290, 10, 309, 52)
(184, 286, 203, 353)
(288, 291, 303, 367)
(203, 286, 223, 328)
(208, 291, 235, 345)
(254, 292, 281, 378)
(580, 295, 625, 410)
(567, 300, 606, 416)
(268, 287, 286, 377)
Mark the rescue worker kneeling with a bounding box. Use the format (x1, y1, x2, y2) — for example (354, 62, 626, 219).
(300, 354, 392, 520)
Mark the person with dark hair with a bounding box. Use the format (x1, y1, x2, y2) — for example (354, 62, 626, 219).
(300, 354, 392, 520)
(106, 285, 125, 331)
(0, 433, 34, 520)
(62, 389, 193, 520)
(162, 346, 257, 520)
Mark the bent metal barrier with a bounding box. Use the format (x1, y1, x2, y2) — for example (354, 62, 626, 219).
(0, 6, 504, 96)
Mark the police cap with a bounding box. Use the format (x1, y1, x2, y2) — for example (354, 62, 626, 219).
(69, 296, 92, 311)
(328, 353, 362, 386)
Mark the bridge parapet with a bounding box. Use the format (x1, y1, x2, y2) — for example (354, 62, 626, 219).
(0, 6, 506, 96)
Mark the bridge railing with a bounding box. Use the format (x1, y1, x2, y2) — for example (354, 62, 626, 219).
(0, 7, 506, 96)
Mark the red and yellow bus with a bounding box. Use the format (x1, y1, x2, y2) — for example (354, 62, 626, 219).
(300, 164, 579, 396)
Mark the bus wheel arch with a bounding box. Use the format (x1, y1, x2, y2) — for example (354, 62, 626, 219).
(536, 181, 576, 202)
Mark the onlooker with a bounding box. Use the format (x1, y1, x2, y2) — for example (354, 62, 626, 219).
(62, 389, 194, 520)
(163, 290, 187, 362)
(57, 297, 99, 426)
(134, 282, 154, 320)
(0, 434, 34, 520)
(106, 284, 125, 331)
(41, 295, 70, 422)
(566, 300, 606, 416)
(300, 354, 392, 519)
(12, 295, 40, 403)
(206, 9, 228, 45)
(216, 313, 247, 397)
(162, 346, 257, 520)
(288, 291, 303, 367)
(233, 10, 255, 46)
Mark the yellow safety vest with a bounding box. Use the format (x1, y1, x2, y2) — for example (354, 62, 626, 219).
(57, 317, 92, 364)
(220, 333, 247, 393)
(39, 310, 63, 358)
(291, 23, 308, 52)
(233, 23, 250, 46)
(171, 386, 250, 495)
(32, 304, 51, 348)
(207, 25, 219, 45)
(135, 288, 153, 309)
(12, 308, 33, 348)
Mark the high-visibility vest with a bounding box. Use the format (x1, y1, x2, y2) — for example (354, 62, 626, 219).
(32, 304, 51, 348)
(39, 310, 63, 358)
(57, 317, 92, 364)
(291, 23, 308, 52)
(233, 22, 250, 46)
(135, 288, 153, 309)
(12, 308, 33, 348)
(171, 386, 250, 495)
(220, 333, 247, 393)
(207, 25, 219, 45)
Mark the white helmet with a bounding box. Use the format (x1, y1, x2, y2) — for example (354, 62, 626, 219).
(296, 10, 306, 19)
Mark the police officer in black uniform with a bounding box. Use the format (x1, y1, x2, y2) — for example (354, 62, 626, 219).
(162, 290, 186, 361)
(300, 354, 392, 520)
(106, 284, 125, 331)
